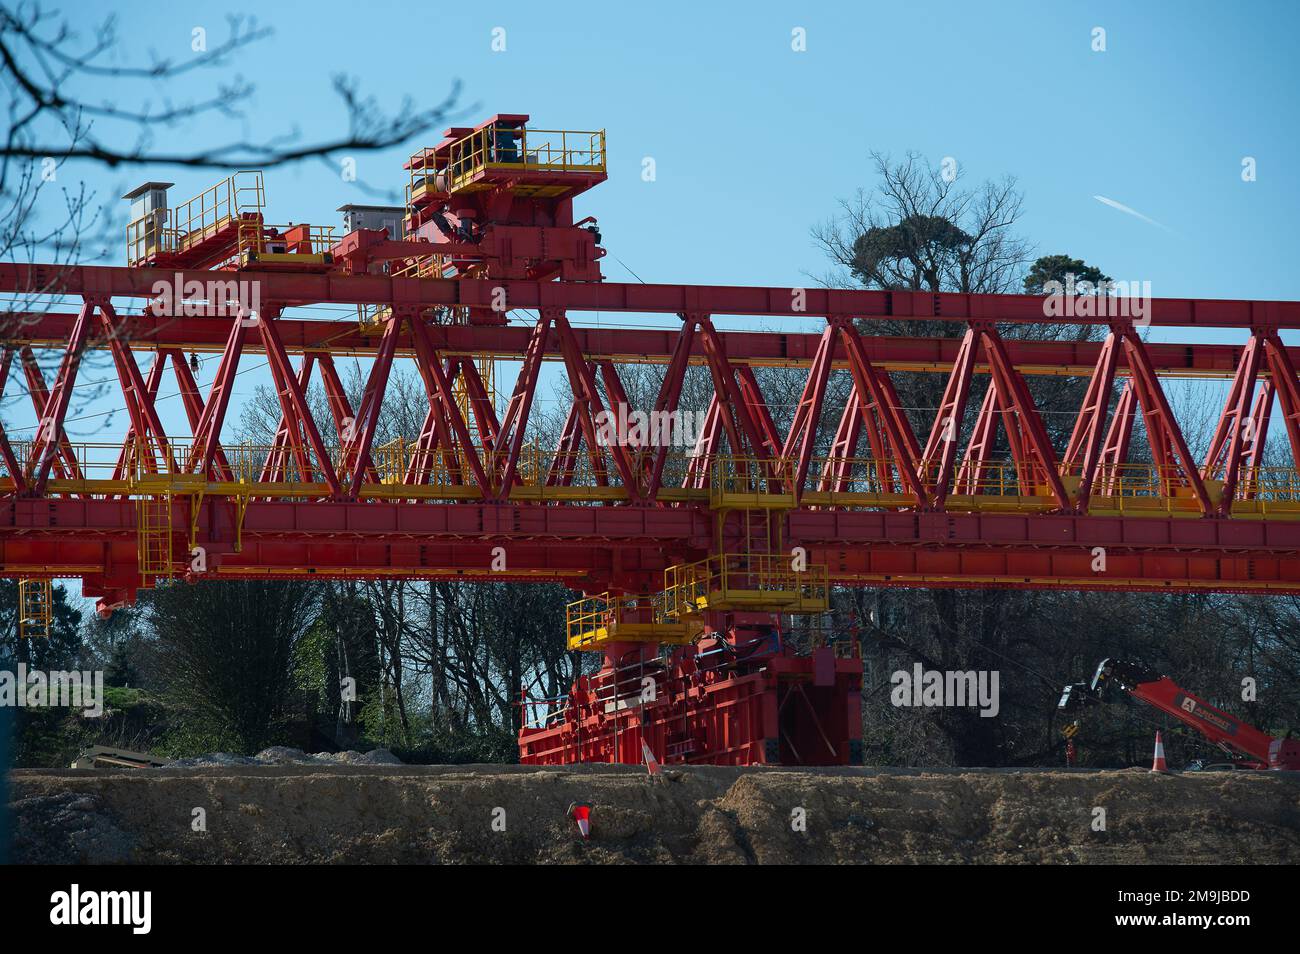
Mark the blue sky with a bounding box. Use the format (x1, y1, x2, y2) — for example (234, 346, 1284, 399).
(56, 0, 1298, 298)
(13, 0, 1300, 432)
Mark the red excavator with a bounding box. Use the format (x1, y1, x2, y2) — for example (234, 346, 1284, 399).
(1059, 658, 1300, 771)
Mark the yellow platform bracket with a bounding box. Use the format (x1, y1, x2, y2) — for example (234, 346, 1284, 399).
(663, 553, 829, 618)
(17, 578, 53, 638)
(566, 591, 703, 651)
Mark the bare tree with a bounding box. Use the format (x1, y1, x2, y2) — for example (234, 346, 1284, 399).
(812, 151, 1033, 303)
(0, 2, 461, 418)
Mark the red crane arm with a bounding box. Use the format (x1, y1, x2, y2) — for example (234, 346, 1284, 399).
(1068, 658, 1300, 769)
(1127, 676, 1276, 765)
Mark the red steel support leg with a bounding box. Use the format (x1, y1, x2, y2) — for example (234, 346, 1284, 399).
(781, 320, 836, 499)
(339, 314, 400, 499)
(0, 348, 28, 494)
(190, 313, 249, 479)
(922, 325, 978, 508)
(1120, 330, 1213, 513)
(955, 382, 999, 496)
(546, 401, 584, 487)
(686, 396, 722, 490)
(838, 320, 927, 508)
(165, 348, 233, 481)
(736, 364, 784, 463)
(28, 298, 94, 494)
(552, 315, 639, 497)
(20, 345, 82, 484)
(456, 357, 501, 456)
(259, 354, 315, 485)
(99, 302, 176, 477)
(818, 389, 861, 494)
(1240, 380, 1274, 497)
(696, 315, 774, 467)
(111, 350, 166, 488)
(258, 312, 340, 497)
(1263, 333, 1300, 467)
(1205, 335, 1264, 512)
(403, 361, 465, 489)
(646, 317, 697, 498)
(980, 326, 1070, 508)
(1099, 379, 1137, 496)
(408, 314, 490, 495)
(1061, 331, 1120, 510)
(491, 310, 552, 497)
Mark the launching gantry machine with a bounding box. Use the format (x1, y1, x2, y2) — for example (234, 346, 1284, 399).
(3, 113, 1300, 766)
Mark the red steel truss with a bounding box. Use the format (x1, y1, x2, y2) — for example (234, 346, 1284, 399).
(0, 269, 1297, 610)
(3, 115, 1300, 765)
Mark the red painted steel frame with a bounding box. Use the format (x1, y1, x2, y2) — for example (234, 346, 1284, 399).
(518, 641, 863, 767)
(0, 264, 1299, 613)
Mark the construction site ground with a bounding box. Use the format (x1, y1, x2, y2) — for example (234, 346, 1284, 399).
(10, 761, 1300, 864)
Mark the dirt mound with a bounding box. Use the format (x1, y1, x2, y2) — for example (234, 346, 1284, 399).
(9, 765, 1299, 864)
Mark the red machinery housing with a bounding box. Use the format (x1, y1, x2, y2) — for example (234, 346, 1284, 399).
(519, 633, 863, 767)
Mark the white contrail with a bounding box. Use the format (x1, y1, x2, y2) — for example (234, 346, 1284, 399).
(1093, 195, 1177, 234)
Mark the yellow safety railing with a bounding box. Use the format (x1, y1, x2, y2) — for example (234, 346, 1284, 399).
(410, 125, 606, 199)
(807, 456, 1300, 504)
(126, 171, 264, 266)
(10, 437, 1300, 512)
(240, 221, 336, 260)
(565, 590, 700, 650)
(709, 455, 796, 508)
(663, 553, 829, 618)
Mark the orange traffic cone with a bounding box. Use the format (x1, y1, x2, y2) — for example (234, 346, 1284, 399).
(567, 802, 592, 839)
(641, 740, 661, 776)
(1151, 731, 1169, 773)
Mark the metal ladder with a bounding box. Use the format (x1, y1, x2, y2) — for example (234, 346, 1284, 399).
(18, 578, 53, 638)
(136, 495, 175, 584)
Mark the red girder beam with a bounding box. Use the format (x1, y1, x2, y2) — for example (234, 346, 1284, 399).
(5, 263, 1300, 328)
(9, 310, 1300, 379)
(6, 499, 1300, 596)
